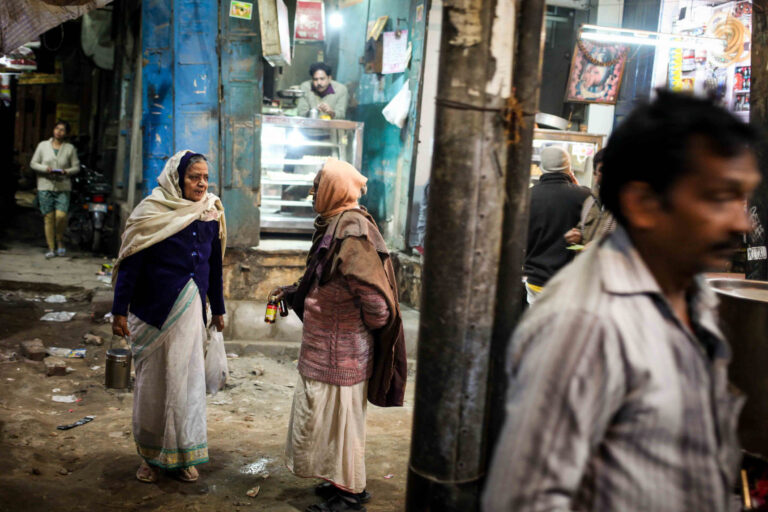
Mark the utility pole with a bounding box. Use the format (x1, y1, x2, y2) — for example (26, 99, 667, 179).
(487, 0, 547, 450)
(748, 0, 768, 280)
(406, 0, 517, 509)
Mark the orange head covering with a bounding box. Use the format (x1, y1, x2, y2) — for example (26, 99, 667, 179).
(314, 158, 368, 218)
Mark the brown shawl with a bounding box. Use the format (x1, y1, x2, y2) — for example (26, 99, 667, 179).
(288, 208, 407, 407)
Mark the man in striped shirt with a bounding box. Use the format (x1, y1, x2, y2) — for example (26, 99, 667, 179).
(483, 92, 761, 511)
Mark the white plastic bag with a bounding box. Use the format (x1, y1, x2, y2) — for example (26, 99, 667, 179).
(205, 327, 228, 395)
(382, 79, 412, 129)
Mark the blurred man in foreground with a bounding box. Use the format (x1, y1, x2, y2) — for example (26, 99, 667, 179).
(484, 91, 761, 511)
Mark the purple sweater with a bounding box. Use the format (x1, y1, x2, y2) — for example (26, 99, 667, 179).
(298, 275, 390, 386)
(112, 220, 225, 329)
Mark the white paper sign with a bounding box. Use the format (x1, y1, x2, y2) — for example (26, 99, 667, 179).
(382, 30, 409, 75)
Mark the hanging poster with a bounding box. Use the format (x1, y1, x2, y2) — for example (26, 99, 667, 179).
(565, 40, 628, 104)
(230, 1, 253, 20)
(295, 0, 325, 41)
(382, 30, 409, 74)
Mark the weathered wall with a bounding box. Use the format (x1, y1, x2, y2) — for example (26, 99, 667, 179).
(391, 251, 422, 309)
(223, 247, 307, 301)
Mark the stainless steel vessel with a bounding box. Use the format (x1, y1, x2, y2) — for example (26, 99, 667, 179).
(708, 277, 768, 455)
(105, 348, 132, 389)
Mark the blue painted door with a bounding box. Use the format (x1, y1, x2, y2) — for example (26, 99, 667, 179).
(219, 1, 263, 247)
(174, 0, 221, 194)
(141, 0, 174, 197)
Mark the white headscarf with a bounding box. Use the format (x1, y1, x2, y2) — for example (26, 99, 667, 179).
(112, 150, 227, 285)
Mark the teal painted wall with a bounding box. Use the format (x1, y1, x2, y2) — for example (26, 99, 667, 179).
(332, 0, 427, 249)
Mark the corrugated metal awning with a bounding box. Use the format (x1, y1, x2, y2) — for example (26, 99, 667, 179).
(1, 0, 112, 54)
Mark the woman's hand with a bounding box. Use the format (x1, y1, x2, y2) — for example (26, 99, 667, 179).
(269, 287, 285, 302)
(112, 314, 131, 337)
(211, 314, 225, 332)
(564, 228, 582, 245)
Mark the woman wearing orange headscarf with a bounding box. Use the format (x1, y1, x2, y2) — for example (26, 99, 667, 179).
(271, 158, 407, 512)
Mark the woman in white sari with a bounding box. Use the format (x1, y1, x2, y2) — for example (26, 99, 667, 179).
(111, 150, 226, 483)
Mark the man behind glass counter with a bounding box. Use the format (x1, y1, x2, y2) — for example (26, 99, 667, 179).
(297, 63, 348, 120)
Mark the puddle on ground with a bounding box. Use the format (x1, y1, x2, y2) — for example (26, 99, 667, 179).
(239, 457, 273, 477)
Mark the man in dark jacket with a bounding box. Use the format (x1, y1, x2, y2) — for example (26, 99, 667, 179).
(524, 146, 590, 303)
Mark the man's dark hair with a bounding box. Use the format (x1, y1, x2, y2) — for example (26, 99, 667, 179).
(593, 148, 605, 167)
(55, 120, 71, 133)
(600, 90, 760, 225)
(309, 62, 332, 77)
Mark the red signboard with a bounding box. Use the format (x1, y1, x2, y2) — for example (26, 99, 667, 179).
(295, 0, 325, 41)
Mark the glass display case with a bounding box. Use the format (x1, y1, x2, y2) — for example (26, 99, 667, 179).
(531, 129, 605, 189)
(259, 115, 364, 233)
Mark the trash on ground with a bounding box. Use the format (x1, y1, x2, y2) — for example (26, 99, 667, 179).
(90, 365, 101, 371)
(57, 415, 94, 430)
(239, 458, 272, 477)
(226, 353, 239, 359)
(6, 378, 15, 381)
(104, 312, 113, 322)
(52, 388, 61, 392)
(384, 473, 395, 479)
(44, 294, 67, 303)
(52, 395, 78, 403)
(40, 311, 76, 322)
(82, 333, 103, 346)
(246, 486, 260, 498)
(46, 347, 86, 358)
(0, 350, 18, 362)
(251, 366, 265, 377)
(96, 275, 112, 284)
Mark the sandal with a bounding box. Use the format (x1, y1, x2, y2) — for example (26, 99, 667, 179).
(176, 466, 199, 482)
(305, 493, 366, 512)
(136, 461, 159, 483)
(315, 482, 372, 503)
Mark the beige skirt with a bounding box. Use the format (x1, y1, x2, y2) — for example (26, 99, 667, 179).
(129, 279, 208, 469)
(285, 375, 368, 493)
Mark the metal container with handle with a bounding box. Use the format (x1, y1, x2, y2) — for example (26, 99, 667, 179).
(105, 335, 132, 389)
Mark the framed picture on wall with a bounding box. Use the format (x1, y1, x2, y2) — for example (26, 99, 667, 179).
(565, 41, 629, 104)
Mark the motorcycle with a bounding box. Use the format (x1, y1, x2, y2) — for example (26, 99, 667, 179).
(67, 164, 118, 254)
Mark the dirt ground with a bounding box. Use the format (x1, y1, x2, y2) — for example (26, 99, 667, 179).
(0, 287, 414, 512)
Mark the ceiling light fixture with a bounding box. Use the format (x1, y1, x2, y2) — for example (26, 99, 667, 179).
(580, 24, 725, 50)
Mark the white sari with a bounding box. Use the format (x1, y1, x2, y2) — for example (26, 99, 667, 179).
(128, 279, 208, 469)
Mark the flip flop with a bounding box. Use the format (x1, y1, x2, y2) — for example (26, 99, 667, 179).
(176, 466, 199, 482)
(136, 462, 159, 483)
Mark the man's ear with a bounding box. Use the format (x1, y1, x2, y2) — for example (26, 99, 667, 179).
(619, 181, 664, 230)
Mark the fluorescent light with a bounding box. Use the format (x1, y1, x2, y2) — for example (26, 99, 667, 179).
(580, 24, 725, 50)
(288, 128, 306, 146)
(329, 12, 343, 29)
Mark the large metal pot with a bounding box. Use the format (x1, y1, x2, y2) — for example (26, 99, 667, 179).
(708, 278, 768, 455)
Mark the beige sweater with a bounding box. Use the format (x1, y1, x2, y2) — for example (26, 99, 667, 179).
(296, 80, 348, 119)
(30, 139, 80, 191)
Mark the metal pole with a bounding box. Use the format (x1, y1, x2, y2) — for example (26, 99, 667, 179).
(406, 1, 515, 509)
(486, 0, 547, 451)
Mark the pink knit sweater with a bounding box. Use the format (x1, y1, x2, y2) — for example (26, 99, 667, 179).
(298, 275, 391, 386)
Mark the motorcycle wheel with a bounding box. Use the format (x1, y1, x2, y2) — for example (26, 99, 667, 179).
(91, 230, 101, 253)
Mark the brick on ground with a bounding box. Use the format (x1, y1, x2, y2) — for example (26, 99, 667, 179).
(91, 290, 114, 319)
(45, 357, 67, 377)
(20, 339, 46, 361)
